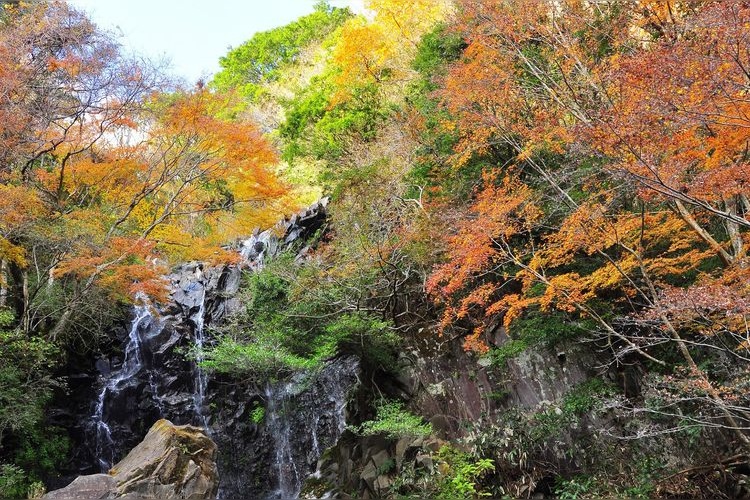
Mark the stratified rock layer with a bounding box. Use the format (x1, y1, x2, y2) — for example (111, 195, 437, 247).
(44, 419, 218, 500)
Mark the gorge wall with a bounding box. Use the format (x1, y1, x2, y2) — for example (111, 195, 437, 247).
(48, 199, 363, 499)
(46, 198, 746, 500)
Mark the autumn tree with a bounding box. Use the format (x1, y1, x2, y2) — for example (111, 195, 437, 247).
(331, 0, 449, 94)
(428, 0, 750, 448)
(588, 1, 750, 268)
(0, 1, 162, 333)
(0, 3, 288, 339)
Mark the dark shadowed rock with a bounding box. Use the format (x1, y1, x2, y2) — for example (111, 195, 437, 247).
(44, 419, 218, 500)
(55, 199, 331, 493)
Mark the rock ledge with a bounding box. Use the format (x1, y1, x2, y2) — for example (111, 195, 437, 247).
(44, 419, 218, 500)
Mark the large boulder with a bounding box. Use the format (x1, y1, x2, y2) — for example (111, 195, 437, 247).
(44, 419, 218, 500)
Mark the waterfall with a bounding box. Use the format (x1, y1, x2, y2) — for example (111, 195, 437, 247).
(190, 282, 210, 430)
(265, 382, 301, 499)
(263, 356, 360, 500)
(89, 299, 157, 471)
(86, 274, 213, 472)
(77, 199, 349, 497)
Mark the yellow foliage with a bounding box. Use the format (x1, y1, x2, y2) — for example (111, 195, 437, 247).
(332, 0, 449, 97)
(0, 237, 26, 267)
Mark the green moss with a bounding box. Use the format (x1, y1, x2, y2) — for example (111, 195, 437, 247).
(250, 402, 265, 425)
(489, 309, 593, 367)
(489, 339, 528, 367)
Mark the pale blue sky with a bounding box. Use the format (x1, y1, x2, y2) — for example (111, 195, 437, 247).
(68, 0, 364, 84)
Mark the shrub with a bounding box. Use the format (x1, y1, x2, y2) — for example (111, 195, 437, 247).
(554, 475, 594, 500)
(391, 445, 495, 499)
(200, 252, 400, 378)
(0, 328, 61, 440)
(14, 425, 70, 480)
(436, 446, 495, 499)
(0, 463, 30, 499)
(353, 400, 432, 440)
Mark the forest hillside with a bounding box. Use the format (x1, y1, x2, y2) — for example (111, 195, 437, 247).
(2, 1, 750, 498)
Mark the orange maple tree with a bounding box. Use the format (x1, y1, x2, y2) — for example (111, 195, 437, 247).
(588, 1, 750, 267)
(426, 0, 750, 445)
(0, 3, 289, 337)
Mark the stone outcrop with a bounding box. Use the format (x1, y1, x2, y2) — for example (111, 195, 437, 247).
(44, 419, 218, 499)
(303, 433, 446, 499)
(301, 323, 599, 498)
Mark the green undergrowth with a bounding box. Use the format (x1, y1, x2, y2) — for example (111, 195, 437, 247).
(0, 310, 69, 499)
(391, 444, 495, 499)
(351, 400, 432, 440)
(199, 252, 400, 380)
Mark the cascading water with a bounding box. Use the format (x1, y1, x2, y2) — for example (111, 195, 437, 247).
(190, 281, 211, 430)
(265, 382, 301, 499)
(89, 299, 156, 471)
(86, 271, 213, 472)
(77, 199, 356, 497)
(263, 356, 360, 500)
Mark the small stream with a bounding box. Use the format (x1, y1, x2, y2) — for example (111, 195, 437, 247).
(189, 281, 211, 431)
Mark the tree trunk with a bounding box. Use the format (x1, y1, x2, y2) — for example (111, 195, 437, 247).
(674, 200, 733, 266)
(726, 197, 746, 267)
(7, 261, 29, 333)
(0, 259, 7, 308)
(49, 306, 73, 341)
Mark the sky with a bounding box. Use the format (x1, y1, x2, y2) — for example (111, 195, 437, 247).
(68, 0, 365, 84)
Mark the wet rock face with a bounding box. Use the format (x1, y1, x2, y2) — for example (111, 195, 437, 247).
(44, 419, 218, 500)
(265, 356, 360, 499)
(54, 200, 338, 494)
(212, 356, 361, 499)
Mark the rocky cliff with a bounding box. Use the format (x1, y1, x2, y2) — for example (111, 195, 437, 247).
(49, 199, 364, 498)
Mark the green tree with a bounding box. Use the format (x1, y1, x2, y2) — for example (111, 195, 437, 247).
(211, 2, 351, 100)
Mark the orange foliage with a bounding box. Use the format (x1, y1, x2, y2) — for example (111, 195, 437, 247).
(332, 0, 449, 95)
(0, 1, 290, 308)
(428, 0, 750, 353)
(427, 170, 542, 352)
(589, 2, 750, 205)
(55, 237, 169, 303)
(41, 88, 288, 301)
